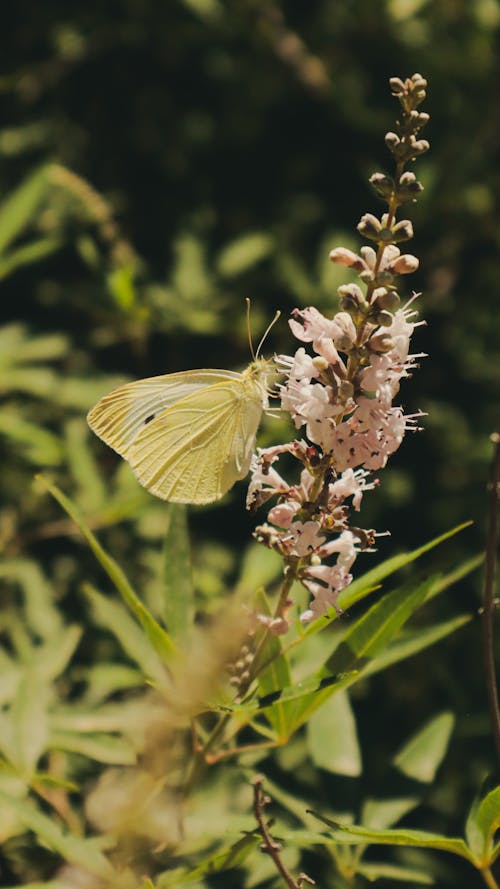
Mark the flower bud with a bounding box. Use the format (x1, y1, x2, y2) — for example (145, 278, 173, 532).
(369, 332, 395, 353)
(338, 283, 367, 312)
(371, 286, 390, 302)
(373, 289, 400, 311)
(336, 334, 353, 352)
(391, 219, 414, 242)
(372, 309, 393, 327)
(357, 213, 381, 240)
(389, 77, 405, 95)
(339, 380, 354, 400)
(391, 253, 419, 274)
(369, 172, 394, 199)
(329, 247, 364, 270)
(385, 131, 400, 150)
(312, 355, 329, 371)
(310, 553, 321, 566)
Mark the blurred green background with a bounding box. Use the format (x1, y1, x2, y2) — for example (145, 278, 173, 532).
(1, 1, 499, 886)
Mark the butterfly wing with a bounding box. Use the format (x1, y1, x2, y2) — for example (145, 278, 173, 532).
(87, 369, 241, 459)
(127, 375, 265, 503)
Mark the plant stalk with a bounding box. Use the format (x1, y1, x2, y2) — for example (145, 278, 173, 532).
(481, 431, 500, 767)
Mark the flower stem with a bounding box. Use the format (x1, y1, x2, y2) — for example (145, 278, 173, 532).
(481, 866, 500, 889)
(481, 431, 500, 768)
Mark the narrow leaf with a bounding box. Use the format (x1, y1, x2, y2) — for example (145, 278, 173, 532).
(254, 590, 293, 741)
(393, 712, 455, 783)
(49, 730, 136, 765)
(306, 812, 475, 863)
(0, 166, 50, 254)
(357, 862, 433, 884)
(362, 797, 420, 831)
(162, 504, 194, 641)
(36, 476, 177, 663)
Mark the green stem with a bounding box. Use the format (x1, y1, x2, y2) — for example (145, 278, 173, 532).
(481, 866, 500, 889)
(482, 431, 500, 768)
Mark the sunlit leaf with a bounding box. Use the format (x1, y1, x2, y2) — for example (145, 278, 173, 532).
(307, 690, 361, 776)
(393, 712, 455, 783)
(162, 504, 194, 641)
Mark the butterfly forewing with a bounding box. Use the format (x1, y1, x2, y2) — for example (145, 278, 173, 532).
(127, 375, 265, 503)
(86, 369, 241, 458)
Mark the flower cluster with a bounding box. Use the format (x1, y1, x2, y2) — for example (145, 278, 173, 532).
(247, 74, 429, 630)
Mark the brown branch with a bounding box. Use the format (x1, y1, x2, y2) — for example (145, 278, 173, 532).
(252, 776, 315, 889)
(482, 431, 500, 767)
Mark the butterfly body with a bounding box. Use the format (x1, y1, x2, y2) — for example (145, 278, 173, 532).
(87, 358, 273, 504)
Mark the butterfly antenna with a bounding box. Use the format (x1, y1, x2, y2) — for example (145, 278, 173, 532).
(256, 309, 281, 358)
(245, 297, 256, 361)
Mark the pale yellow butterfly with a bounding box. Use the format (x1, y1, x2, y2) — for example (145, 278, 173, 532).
(87, 337, 277, 505)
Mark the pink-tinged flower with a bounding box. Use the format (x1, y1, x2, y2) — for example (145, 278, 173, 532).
(289, 306, 341, 343)
(300, 564, 352, 622)
(268, 501, 300, 528)
(318, 530, 359, 571)
(255, 613, 290, 636)
(285, 520, 326, 557)
(328, 468, 377, 511)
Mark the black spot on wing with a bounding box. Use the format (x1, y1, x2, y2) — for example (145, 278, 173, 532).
(144, 413, 155, 425)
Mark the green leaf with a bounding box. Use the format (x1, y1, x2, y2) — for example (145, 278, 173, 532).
(362, 797, 420, 831)
(49, 730, 136, 765)
(465, 785, 500, 862)
(303, 523, 473, 637)
(0, 792, 114, 878)
(0, 559, 64, 640)
(254, 590, 293, 740)
(11, 671, 50, 774)
(85, 585, 167, 684)
(357, 862, 434, 884)
(307, 690, 361, 776)
(217, 231, 274, 277)
(162, 832, 259, 884)
(36, 476, 177, 663)
(362, 615, 471, 678)
(393, 712, 455, 783)
(222, 670, 357, 718)
(325, 579, 433, 673)
(306, 812, 476, 863)
(0, 166, 50, 254)
(162, 504, 194, 641)
(0, 236, 62, 280)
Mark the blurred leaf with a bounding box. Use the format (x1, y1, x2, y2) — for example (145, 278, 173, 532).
(357, 862, 433, 884)
(0, 559, 63, 639)
(0, 793, 114, 878)
(11, 671, 50, 774)
(49, 729, 136, 765)
(85, 585, 168, 685)
(37, 476, 177, 663)
(307, 690, 361, 776)
(0, 165, 50, 254)
(0, 236, 62, 280)
(393, 712, 455, 783)
(236, 542, 282, 594)
(64, 418, 107, 513)
(162, 504, 194, 641)
(161, 832, 259, 884)
(362, 797, 421, 830)
(217, 232, 274, 277)
(0, 408, 62, 465)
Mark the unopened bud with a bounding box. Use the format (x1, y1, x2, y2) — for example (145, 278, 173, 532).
(369, 172, 394, 199)
(391, 253, 419, 274)
(373, 310, 393, 327)
(310, 554, 321, 566)
(357, 213, 381, 240)
(338, 283, 367, 310)
(329, 247, 364, 270)
(372, 286, 390, 302)
(385, 131, 400, 150)
(369, 333, 395, 353)
(339, 380, 354, 400)
(312, 355, 329, 371)
(392, 219, 414, 242)
(336, 334, 353, 352)
(389, 77, 405, 95)
(373, 289, 400, 311)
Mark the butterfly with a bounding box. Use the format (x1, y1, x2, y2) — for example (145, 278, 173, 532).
(87, 357, 275, 504)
